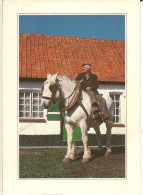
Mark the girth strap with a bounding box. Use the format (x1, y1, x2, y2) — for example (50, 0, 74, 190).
(78, 100, 90, 118)
(77, 99, 92, 127)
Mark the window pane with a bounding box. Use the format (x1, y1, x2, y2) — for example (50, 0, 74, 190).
(116, 109, 119, 115)
(19, 93, 24, 98)
(25, 112, 30, 117)
(116, 102, 119, 108)
(19, 112, 24, 117)
(25, 105, 30, 111)
(33, 112, 38, 118)
(33, 99, 38, 104)
(33, 93, 38, 98)
(25, 99, 30, 104)
(110, 94, 114, 100)
(19, 99, 24, 104)
(19, 105, 24, 111)
(39, 106, 43, 111)
(116, 116, 119, 122)
(39, 93, 42, 98)
(115, 94, 120, 100)
(25, 93, 30, 98)
(39, 112, 44, 118)
(33, 106, 38, 111)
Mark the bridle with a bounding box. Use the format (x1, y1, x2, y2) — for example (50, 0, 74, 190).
(41, 81, 59, 104)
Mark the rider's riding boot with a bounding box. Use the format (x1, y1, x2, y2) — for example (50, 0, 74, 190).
(92, 102, 101, 120)
(93, 110, 100, 120)
(104, 113, 113, 124)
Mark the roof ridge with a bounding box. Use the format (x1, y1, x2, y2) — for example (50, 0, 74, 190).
(19, 32, 125, 42)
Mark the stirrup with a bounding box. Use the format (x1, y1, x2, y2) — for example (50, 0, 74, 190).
(93, 111, 100, 120)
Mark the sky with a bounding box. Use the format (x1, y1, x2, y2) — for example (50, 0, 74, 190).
(19, 15, 125, 41)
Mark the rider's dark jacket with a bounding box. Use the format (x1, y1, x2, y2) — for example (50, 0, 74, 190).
(75, 72, 99, 94)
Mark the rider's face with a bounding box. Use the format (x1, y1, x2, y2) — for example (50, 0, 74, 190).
(82, 65, 90, 73)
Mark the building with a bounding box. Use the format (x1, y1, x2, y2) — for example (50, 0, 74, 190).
(19, 33, 125, 146)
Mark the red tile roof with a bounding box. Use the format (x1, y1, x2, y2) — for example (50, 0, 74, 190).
(19, 33, 125, 83)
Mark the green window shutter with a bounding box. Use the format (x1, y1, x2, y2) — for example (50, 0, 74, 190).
(47, 100, 60, 121)
(48, 100, 60, 112)
(47, 114, 61, 121)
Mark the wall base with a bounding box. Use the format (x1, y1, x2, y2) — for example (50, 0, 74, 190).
(19, 134, 125, 147)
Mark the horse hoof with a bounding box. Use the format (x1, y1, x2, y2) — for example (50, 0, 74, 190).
(63, 158, 71, 163)
(82, 158, 90, 163)
(104, 150, 112, 157)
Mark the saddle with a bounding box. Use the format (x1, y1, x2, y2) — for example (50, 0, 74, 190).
(61, 80, 103, 121)
(86, 91, 104, 122)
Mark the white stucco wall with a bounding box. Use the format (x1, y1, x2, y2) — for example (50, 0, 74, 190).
(19, 122, 125, 135)
(19, 80, 126, 135)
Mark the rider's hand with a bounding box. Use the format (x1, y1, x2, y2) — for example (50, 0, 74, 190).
(86, 87, 91, 91)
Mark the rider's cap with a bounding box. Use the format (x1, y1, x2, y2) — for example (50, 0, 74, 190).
(82, 63, 91, 67)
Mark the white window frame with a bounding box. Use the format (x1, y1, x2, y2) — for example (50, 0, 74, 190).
(110, 92, 122, 124)
(19, 89, 44, 119)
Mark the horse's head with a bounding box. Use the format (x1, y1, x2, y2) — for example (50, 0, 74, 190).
(41, 73, 60, 109)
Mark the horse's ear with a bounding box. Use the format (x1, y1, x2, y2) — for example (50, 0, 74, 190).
(53, 73, 58, 81)
(47, 73, 51, 79)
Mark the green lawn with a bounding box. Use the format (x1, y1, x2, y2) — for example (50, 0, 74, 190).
(19, 147, 125, 178)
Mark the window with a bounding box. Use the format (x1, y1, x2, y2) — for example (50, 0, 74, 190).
(19, 91, 44, 119)
(110, 93, 121, 123)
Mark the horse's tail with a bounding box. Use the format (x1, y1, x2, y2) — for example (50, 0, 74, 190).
(102, 94, 114, 117)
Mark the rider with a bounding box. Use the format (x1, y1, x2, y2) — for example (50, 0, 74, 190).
(75, 63, 113, 124)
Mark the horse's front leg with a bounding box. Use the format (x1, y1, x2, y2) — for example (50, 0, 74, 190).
(63, 123, 75, 163)
(80, 120, 91, 163)
(105, 122, 112, 156)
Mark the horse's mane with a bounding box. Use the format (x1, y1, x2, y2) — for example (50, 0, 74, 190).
(58, 75, 76, 83)
(58, 75, 76, 94)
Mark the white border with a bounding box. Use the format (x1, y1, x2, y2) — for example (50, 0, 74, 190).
(0, 0, 3, 194)
(3, 0, 141, 194)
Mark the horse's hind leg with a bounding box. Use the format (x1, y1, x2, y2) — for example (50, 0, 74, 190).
(80, 120, 91, 163)
(94, 126, 102, 151)
(63, 123, 75, 163)
(105, 123, 112, 156)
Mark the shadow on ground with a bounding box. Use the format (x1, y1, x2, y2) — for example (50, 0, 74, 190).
(75, 146, 125, 161)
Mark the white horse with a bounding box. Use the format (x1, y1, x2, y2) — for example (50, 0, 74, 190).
(41, 73, 114, 163)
